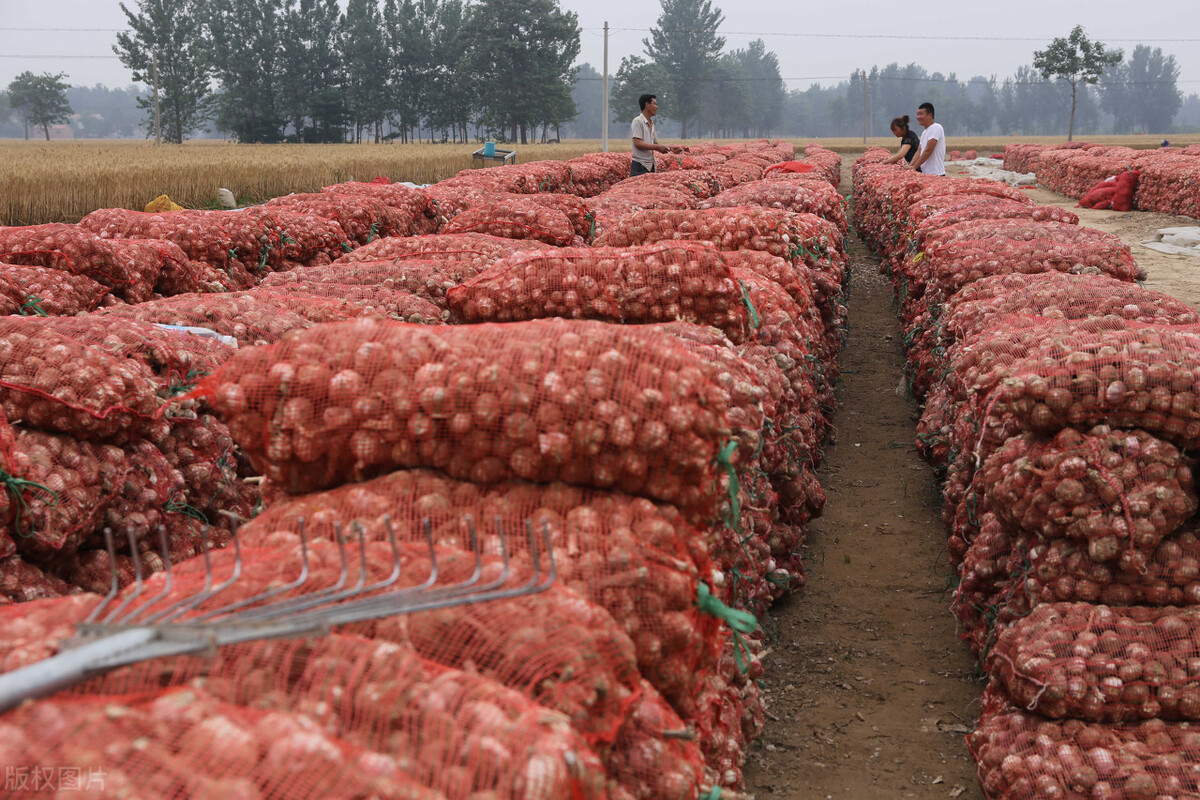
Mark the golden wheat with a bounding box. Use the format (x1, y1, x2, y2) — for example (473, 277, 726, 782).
(3, 135, 1197, 226)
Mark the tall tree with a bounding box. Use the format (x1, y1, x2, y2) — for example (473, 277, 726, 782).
(425, 0, 475, 143)
(114, 0, 213, 143)
(568, 62, 604, 139)
(6, 72, 72, 140)
(1033, 25, 1122, 141)
(1101, 45, 1182, 135)
(464, 0, 580, 145)
(205, 0, 287, 143)
(610, 55, 669, 129)
(383, 0, 434, 143)
(643, 0, 725, 138)
(341, 0, 390, 142)
(727, 40, 785, 138)
(279, 0, 346, 142)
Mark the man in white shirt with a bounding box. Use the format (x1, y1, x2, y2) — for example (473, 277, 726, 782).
(630, 94, 686, 177)
(909, 102, 946, 176)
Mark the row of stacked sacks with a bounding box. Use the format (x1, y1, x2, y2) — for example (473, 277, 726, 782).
(1001, 142, 1200, 219)
(854, 146, 1200, 799)
(0, 141, 849, 798)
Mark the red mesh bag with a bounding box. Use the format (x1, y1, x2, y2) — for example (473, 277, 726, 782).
(989, 603, 1200, 722)
(707, 161, 765, 186)
(441, 192, 594, 241)
(905, 274, 1200, 399)
(76, 538, 684, 799)
(1135, 156, 1200, 217)
(587, 188, 699, 240)
(79, 208, 284, 286)
(0, 317, 161, 442)
(447, 242, 753, 341)
(194, 318, 735, 523)
(0, 686, 446, 799)
(969, 689, 1200, 800)
(988, 321, 1200, 450)
(440, 195, 583, 247)
(1078, 176, 1120, 209)
(0, 554, 74, 603)
(699, 177, 848, 233)
(618, 171, 724, 200)
(561, 153, 631, 197)
(0, 594, 101, 669)
(98, 292, 318, 347)
(0, 223, 170, 302)
(322, 180, 442, 236)
(263, 192, 410, 245)
(238, 474, 720, 708)
(978, 427, 1196, 567)
(261, 258, 475, 311)
(592, 207, 845, 277)
(0, 262, 109, 315)
(256, 281, 448, 323)
(0, 424, 131, 560)
(1110, 169, 1141, 212)
(335, 232, 553, 268)
(237, 205, 353, 266)
(24, 316, 235, 398)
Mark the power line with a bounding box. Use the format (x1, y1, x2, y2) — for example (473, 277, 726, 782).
(586, 26, 1200, 44)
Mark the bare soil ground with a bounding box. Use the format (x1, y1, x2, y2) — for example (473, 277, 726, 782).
(741, 156, 1199, 800)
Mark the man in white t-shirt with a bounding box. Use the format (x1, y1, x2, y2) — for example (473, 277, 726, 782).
(909, 102, 946, 176)
(630, 94, 687, 177)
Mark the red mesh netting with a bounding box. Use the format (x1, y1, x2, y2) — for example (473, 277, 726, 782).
(562, 153, 633, 197)
(0, 317, 160, 442)
(969, 688, 1200, 799)
(446, 242, 753, 340)
(252, 281, 448, 323)
(334, 232, 553, 268)
(20, 316, 235, 398)
(98, 293, 318, 347)
(440, 195, 584, 247)
(591, 207, 845, 278)
(238, 205, 353, 266)
(0, 223, 174, 302)
(263, 192, 411, 245)
(989, 602, 1200, 721)
(699, 176, 848, 233)
(0, 555, 73, 603)
(0, 262, 109, 315)
(260, 258, 477, 312)
(0, 685, 448, 799)
(78, 208, 287, 287)
(904, 274, 1198, 399)
(238, 469, 720, 706)
(1133, 156, 1200, 217)
(321, 180, 442, 236)
(192, 318, 736, 524)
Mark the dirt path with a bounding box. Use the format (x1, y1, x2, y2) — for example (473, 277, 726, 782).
(742, 158, 1199, 799)
(742, 162, 985, 800)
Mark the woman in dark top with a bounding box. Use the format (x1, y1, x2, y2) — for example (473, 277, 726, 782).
(885, 115, 921, 165)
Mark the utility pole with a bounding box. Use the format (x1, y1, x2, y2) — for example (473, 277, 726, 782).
(861, 69, 867, 144)
(152, 52, 162, 146)
(602, 21, 609, 153)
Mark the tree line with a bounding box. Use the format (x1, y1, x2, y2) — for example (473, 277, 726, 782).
(2, 1, 1198, 143)
(9, 0, 579, 145)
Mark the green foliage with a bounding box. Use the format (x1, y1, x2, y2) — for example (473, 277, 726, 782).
(6, 71, 72, 140)
(463, 0, 580, 144)
(1099, 45, 1182, 134)
(609, 55, 669, 129)
(279, 0, 347, 143)
(1033, 25, 1122, 140)
(643, 0, 725, 138)
(114, 0, 214, 143)
(341, 0, 389, 142)
(205, 0, 288, 143)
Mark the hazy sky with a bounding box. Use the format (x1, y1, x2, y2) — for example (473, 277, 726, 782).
(2, 0, 1198, 97)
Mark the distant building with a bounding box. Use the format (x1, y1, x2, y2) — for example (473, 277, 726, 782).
(49, 124, 75, 140)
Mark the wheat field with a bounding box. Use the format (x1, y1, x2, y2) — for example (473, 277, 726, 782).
(3, 135, 1197, 226)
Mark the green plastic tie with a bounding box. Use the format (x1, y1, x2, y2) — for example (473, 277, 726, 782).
(166, 494, 209, 524)
(737, 280, 761, 330)
(716, 440, 741, 529)
(367, 222, 380, 244)
(1, 469, 60, 538)
(585, 211, 596, 241)
(698, 582, 758, 674)
(19, 296, 48, 317)
(702, 787, 722, 800)
(257, 242, 272, 273)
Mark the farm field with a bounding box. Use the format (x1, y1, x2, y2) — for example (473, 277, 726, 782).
(4, 134, 1199, 226)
